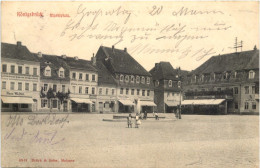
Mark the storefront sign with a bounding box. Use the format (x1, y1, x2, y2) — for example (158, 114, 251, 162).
(6, 91, 25, 96)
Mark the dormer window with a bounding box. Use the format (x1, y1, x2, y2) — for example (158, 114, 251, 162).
(178, 81, 181, 88)
(234, 71, 237, 78)
(201, 75, 204, 82)
(147, 77, 150, 84)
(249, 70, 255, 79)
(59, 67, 64, 78)
(168, 80, 172, 87)
(120, 75, 124, 82)
(125, 75, 129, 82)
(141, 77, 145, 84)
(136, 76, 140, 83)
(155, 80, 159, 87)
(131, 76, 135, 83)
(45, 66, 51, 76)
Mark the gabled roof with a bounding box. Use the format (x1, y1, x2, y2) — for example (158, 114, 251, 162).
(33, 53, 70, 81)
(192, 49, 259, 75)
(150, 62, 188, 80)
(63, 57, 97, 72)
(99, 46, 151, 76)
(96, 62, 117, 86)
(1, 42, 39, 62)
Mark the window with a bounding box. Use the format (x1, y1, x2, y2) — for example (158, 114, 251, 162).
(10, 82, 14, 90)
(252, 102, 256, 109)
(142, 90, 145, 96)
(11, 65, 15, 73)
(131, 89, 134, 95)
(62, 85, 65, 92)
(147, 90, 150, 96)
(53, 84, 57, 92)
(136, 76, 140, 83)
(234, 71, 237, 78)
(92, 74, 96, 81)
(126, 88, 129, 95)
(169, 80, 172, 87)
(178, 81, 181, 88)
(92, 87, 95, 94)
(125, 75, 129, 82)
(235, 103, 238, 109)
(112, 89, 115, 95)
(245, 86, 249, 94)
(72, 72, 76, 79)
(99, 88, 102, 95)
(79, 86, 82, 94)
(106, 88, 109, 95)
(44, 84, 48, 91)
(217, 88, 221, 91)
(2, 64, 7, 72)
(252, 86, 255, 94)
(52, 100, 58, 108)
(85, 87, 89, 94)
(59, 70, 64, 78)
(33, 68, 37, 75)
(41, 99, 48, 108)
(25, 83, 29, 91)
(45, 66, 51, 76)
(86, 74, 89, 81)
(2, 81, 6, 89)
(137, 89, 140, 95)
(79, 73, 83, 80)
(18, 66, 22, 74)
(21, 104, 29, 108)
(25, 67, 29, 75)
(72, 86, 76, 93)
(155, 80, 159, 87)
(131, 76, 135, 83)
(234, 87, 238, 94)
(141, 77, 145, 84)
(120, 75, 124, 82)
(249, 70, 255, 79)
(120, 88, 124, 94)
(147, 77, 150, 84)
(244, 102, 249, 110)
(33, 83, 37, 91)
(18, 82, 22, 90)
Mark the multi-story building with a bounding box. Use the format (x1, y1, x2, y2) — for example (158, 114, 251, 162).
(1, 42, 40, 112)
(35, 53, 71, 112)
(150, 62, 188, 113)
(63, 56, 98, 112)
(95, 46, 155, 113)
(183, 48, 259, 114)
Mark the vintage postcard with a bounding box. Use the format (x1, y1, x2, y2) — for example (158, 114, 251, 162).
(1, 1, 259, 168)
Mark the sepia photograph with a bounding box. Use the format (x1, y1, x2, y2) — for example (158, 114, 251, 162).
(1, 1, 259, 168)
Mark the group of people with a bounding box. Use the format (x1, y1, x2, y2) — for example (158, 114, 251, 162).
(127, 113, 140, 128)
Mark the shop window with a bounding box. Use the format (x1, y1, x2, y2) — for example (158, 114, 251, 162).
(2, 103, 9, 108)
(41, 99, 48, 108)
(136, 76, 140, 83)
(99, 88, 102, 95)
(252, 102, 256, 109)
(33, 83, 37, 91)
(86, 74, 89, 81)
(147, 90, 150, 96)
(33, 68, 37, 76)
(234, 87, 238, 94)
(53, 84, 57, 92)
(244, 86, 249, 94)
(18, 82, 22, 91)
(92, 74, 96, 81)
(11, 65, 15, 73)
(142, 90, 145, 96)
(217, 88, 221, 91)
(120, 88, 124, 94)
(18, 66, 23, 74)
(2, 64, 7, 72)
(131, 89, 134, 95)
(85, 87, 89, 94)
(79, 73, 83, 80)
(52, 100, 58, 108)
(249, 70, 255, 79)
(2, 81, 6, 90)
(21, 104, 29, 108)
(244, 102, 249, 110)
(92, 87, 95, 94)
(10, 82, 15, 90)
(137, 89, 140, 95)
(25, 83, 29, 91)
(126, 88, 129, 95)
(25, 67, 29, 75)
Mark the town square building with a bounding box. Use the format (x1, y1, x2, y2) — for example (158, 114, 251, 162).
(1, 42, 41, 112)
(183, 47, 259, 114)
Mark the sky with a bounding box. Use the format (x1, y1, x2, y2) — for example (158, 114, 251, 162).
(1, 1, 259, 72)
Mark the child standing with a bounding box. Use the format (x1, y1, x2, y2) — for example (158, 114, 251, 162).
(127, 114, 132, 128)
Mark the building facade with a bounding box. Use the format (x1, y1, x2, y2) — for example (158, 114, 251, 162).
(183, 48, 259, 114)
(95, 46, 156, 113)
(1, 42, 41, 112)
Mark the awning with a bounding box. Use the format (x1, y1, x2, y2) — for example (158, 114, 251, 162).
(139, 101, 156, 106)
(119, 99, 135, 106)
(165, 101, 179, 107)
(181, 99, 225, 105)
(70, 98, 93, 104)
(1, 97, 34, 104)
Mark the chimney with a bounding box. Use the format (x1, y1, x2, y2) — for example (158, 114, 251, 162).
(74, 56, 78, 60)
(17, 41, 22, 48)
(155, 63, 159, 70)
(91, 53, 96, 66)
(61, 55, 66, 59)
(37, 52, 42, 58)
(112, 45, 114, 52)
(124, 47, 127, 52)
(254, 45, 257, 50)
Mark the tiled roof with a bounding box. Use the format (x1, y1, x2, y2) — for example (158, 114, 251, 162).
(100, 46, 151, 76)
(63, 57, 97, 72)
(192, 49, 259, 74)
(96, 62, 117, 85)
(1, 42, 39, 62)
(33, 53, 70, 81)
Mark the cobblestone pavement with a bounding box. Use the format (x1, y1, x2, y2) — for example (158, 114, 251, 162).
(1, 113, 259, 168)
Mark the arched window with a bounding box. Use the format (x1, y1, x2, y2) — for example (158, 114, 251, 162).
(125, 75, 129, 82)
(249, 70, 255, 79)
(141, 77, 145, 84)
(120, 75, 124, 81)
(45, 66, 51, 76)
(131, 76, 135, 83)
(136, 76, 140, 83)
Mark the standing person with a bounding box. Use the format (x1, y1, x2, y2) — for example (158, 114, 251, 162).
(127, 114, 132, 128)
(155, 112, 159, 120)
(144, 110, 147, 120)
(135, 113, 140, 128)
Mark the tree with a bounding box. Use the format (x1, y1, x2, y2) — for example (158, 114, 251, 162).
(46, 87, 55, 112)
(56, 89, 70, 112)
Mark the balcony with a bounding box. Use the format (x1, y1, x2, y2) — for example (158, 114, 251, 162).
(184, 89, 233, 99)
